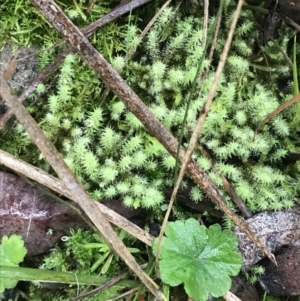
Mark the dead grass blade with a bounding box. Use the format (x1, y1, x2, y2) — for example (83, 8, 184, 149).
(254, 92, 300, 137)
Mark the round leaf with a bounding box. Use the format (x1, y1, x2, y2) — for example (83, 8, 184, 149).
(153, 219, 242, 301)
(0, 234, 27, 266)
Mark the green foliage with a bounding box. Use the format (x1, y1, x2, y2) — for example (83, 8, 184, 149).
(27, 284, 122, 301)
(0, 0, 124, 60)
(34, 228, 139, 300)
(0, 234, 27, 292)
(152, 219, 242, 301)
(120, 7, 300, 212)
(83, 229, 140, 273)
(262, 293, 281, 301)
(41, 228, 126, 274)
(244, 265, 265, 284)
(0, 0, 58, 49)
(0, 234, 27, 266)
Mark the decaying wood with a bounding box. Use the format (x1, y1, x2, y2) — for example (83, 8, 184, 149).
(26, 0, 275, 265)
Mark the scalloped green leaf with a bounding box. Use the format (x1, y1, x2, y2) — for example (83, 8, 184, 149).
(0, 234, 27, 293)
(0, 234, 27, 266)
(152, 219, 242, 301)
(0, 277, 18, 293)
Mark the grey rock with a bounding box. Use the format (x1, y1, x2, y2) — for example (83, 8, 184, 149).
(0, 42, 38, 90)
(233, 206, 300, 271)
(0, 42, 38, 115)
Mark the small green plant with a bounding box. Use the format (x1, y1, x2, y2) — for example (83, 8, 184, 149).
(244, 264, 265, 284)
(46, 228, 53, 236)
(0, 232, 138, 300)
(40, 228, 140, 276)
(2, 2, 300, 299)
(83, 229, 140, 273)
(152, 218, 242, 301)
(262, 292, 281, 301)
(0, 234, 27, 292)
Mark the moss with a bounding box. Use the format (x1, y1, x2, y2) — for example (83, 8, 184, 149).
(2, 2, 300, 213)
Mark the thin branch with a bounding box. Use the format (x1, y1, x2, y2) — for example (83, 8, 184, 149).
(208, 9, 222, 61)
(202, 0, 209, 46)
(255, 21, 293, 68)
(278, 12, 300, 32)
(126, 0, 174, 60)
(200, 9, 222, 89)
(86, 0, 98, 13)
(254, 93, 300, 137)
(82, 0, 153, 38)
(198, 144, 252, 218)
(70, 271, 128, 301)
(106, 287, 139, 301)
(155, 0, 237, 270)
(223, 291, 243, 301)
(71, 263, 147, 301)
(43, 189, 97, 231)
(177, 0, 245, 206)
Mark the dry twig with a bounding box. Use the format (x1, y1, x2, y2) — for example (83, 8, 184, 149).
(255, 92, 300, 137)
(198, 144, 252, 218)
(223, 291, 243, 301)
(202, 0, 209, 46)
